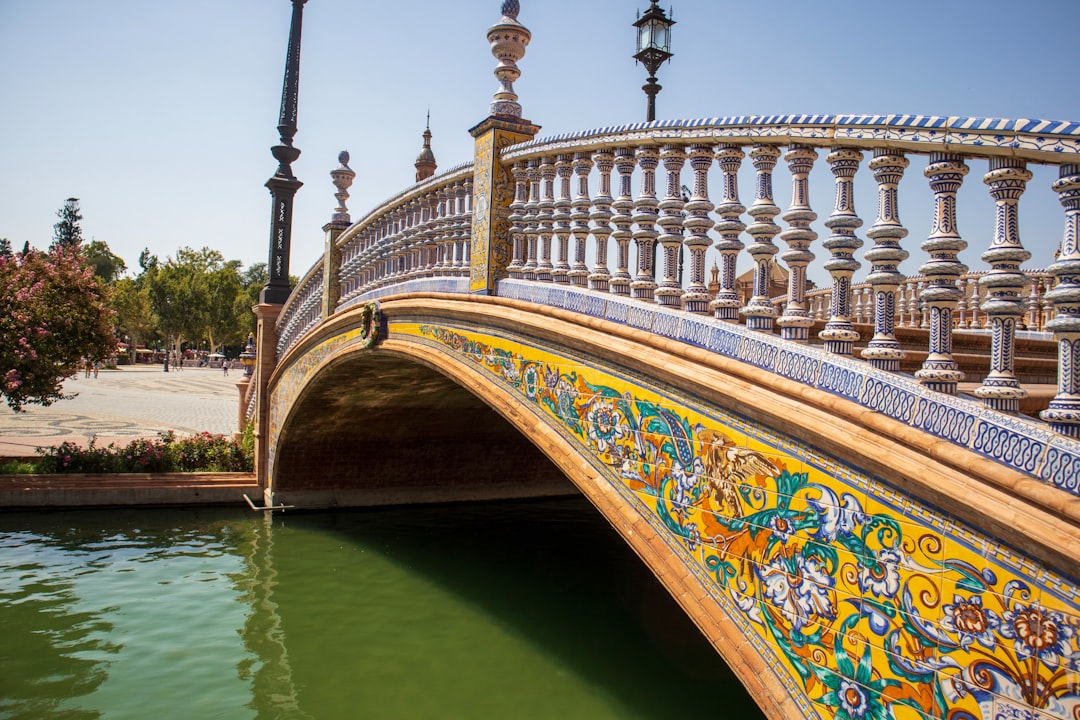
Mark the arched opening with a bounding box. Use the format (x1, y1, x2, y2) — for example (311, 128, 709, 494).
(272, 351, 577, 507)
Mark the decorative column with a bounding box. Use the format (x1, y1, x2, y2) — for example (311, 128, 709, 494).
(507, 162, 528, 278)
(741, 144, 782, 332)
(682, 145, 714, 314)
(818, 148, 865, 355)
(569, 152, 593, 287)
(610, 148, 637, 296)
(523, 159, 541, 279)
(656, 145, 687, 308)
(552, 154, 573, 283)
(1041, 164, 1080, 437)
(777, 145, 818, 342)
(589, 150, 615, 292)
(710, 144, 746, 322)
(974, 158, 1033, 412)
(468, 0, 541, 295)
(631, 146, 661, 301)
(916, 153, 969, 394)
(322, 151, 354, 318)
(862, 150, 910, 370)
(537, 157, 556, 282)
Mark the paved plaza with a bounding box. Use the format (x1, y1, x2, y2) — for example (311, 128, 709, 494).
(0, 365, 246, 456)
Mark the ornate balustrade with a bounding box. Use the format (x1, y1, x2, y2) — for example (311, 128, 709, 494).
(277, 114, 1080, 440)
(497, 115, 1080, 431)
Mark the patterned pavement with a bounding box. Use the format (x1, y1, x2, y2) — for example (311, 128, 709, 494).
(0, 365, 248, 456)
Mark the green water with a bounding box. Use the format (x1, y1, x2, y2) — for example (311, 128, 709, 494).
(0, 498, 763, 719)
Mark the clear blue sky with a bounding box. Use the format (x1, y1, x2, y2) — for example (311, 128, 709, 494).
(3, 0, 1079, 281)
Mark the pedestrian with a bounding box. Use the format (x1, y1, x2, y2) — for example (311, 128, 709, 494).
(84, 357, 92, 378)
(223, 362, 229, 377)
(93, 361, 100, 379)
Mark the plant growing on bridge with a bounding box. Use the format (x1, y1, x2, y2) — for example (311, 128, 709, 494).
(0, 247, 116, 411)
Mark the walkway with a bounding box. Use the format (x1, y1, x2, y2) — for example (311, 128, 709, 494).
(0, 365, 243, 457)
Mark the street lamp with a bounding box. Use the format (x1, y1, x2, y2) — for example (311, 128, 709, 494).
(633, 1, 675, 122)
(240, 333, 257, 378)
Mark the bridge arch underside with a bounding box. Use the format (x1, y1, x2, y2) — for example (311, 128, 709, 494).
(272, 352, 576, 506)
(267, 297, 1080, 720)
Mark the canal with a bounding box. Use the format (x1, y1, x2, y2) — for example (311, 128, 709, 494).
(0, 497, 763, 719)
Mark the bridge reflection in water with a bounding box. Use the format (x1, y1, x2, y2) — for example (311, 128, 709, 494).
(248, 4, 1080, 719)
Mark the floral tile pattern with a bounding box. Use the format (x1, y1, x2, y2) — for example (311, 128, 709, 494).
(384, 319, 1080, 720)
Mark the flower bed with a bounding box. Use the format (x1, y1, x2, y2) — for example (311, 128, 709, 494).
(0, 428, 254, 475)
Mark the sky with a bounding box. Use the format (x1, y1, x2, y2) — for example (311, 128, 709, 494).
(3, 0, 1080, 283)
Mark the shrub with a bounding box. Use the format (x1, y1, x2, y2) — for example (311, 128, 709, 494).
(32, 428, 254, 474)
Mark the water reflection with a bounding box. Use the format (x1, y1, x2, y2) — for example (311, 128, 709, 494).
(0, 501, 762, 720)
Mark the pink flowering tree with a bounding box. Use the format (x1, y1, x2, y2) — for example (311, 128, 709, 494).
(0, 247, 117, 411)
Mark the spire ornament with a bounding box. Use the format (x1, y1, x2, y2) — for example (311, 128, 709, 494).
(487, 0, 531, 118)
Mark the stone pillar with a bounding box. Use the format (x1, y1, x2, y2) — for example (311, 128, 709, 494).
(468, 2, 540, 295)
(588, 150, 615, 292)
(916, 153, 969, 394)
(656, 144, 687, 308)
(818, 148, 865, 355)
(1041, 164, 1080, 437)
(742, 144, 782, 332)
(862, 149, 910, 371)
(974, 157, 1033, 413)
(778, 145, 818, 342)
(710, 144, 746, 323)
(253, 303, 283, 505)
(682, 144, 714, 314)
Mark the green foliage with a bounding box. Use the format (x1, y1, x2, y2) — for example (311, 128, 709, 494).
(1, 247, 117, 411)
(32, 430, 254, 474)
(82, 239, 126, 283)
(51, 197, 84, 250)
(0, 239, 12, 258)
(0, 459, 38, 474)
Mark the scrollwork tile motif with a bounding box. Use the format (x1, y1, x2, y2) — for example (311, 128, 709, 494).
(406, 320, 1080, 720)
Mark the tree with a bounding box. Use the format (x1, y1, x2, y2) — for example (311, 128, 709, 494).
(83, 239, 127, 284)
(146, 246, 225, 358)
(0, 239, 12, 258)
(111, 276, 154, 350)
(51, 198, 84, 250)
(0, 247, 116, 411)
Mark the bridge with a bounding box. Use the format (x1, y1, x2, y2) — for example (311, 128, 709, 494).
(241, 3, 1080, 719)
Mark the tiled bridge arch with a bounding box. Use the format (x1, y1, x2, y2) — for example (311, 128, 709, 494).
(266, 293, 1080, 720)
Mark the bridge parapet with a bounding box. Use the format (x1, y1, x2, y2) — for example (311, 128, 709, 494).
(274, 114, 1080, 483)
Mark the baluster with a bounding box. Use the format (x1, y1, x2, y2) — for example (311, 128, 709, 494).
(973, 158, 1033, 412)
(632, 146, 660, 301)
(710, 144, 746, 322)
(609, 148, 636, 296)
(916, 153, 969, 394)
(818, 148, 864, 355)
(1027, 277, 1042, 330)
(569, 152, 593, 287)
(537, 157, 556, 282)
(742, 144, 782, 332)
(459, 178, 473, 275)
(523, 159, 541, 280)
(1040, 164, 1080, 437)
(656, 144, 687, 308)
(553, 154, 573, 283)
(682, 145, 714, 314)
(956, 277, 969, 329)
(971, 276, 984, 329)
(778, 145, 818, 342)
(447, 182, 464, 275)
(862, 150, 910, 370)
(508, 162, 528, 278)
(589, 150, 615, 291)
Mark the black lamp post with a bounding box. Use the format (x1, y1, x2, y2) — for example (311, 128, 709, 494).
(261, 0, 308, 305)
(633, 1, 675, 122)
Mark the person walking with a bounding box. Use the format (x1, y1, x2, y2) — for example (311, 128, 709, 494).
(223, 362, 229, 377)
